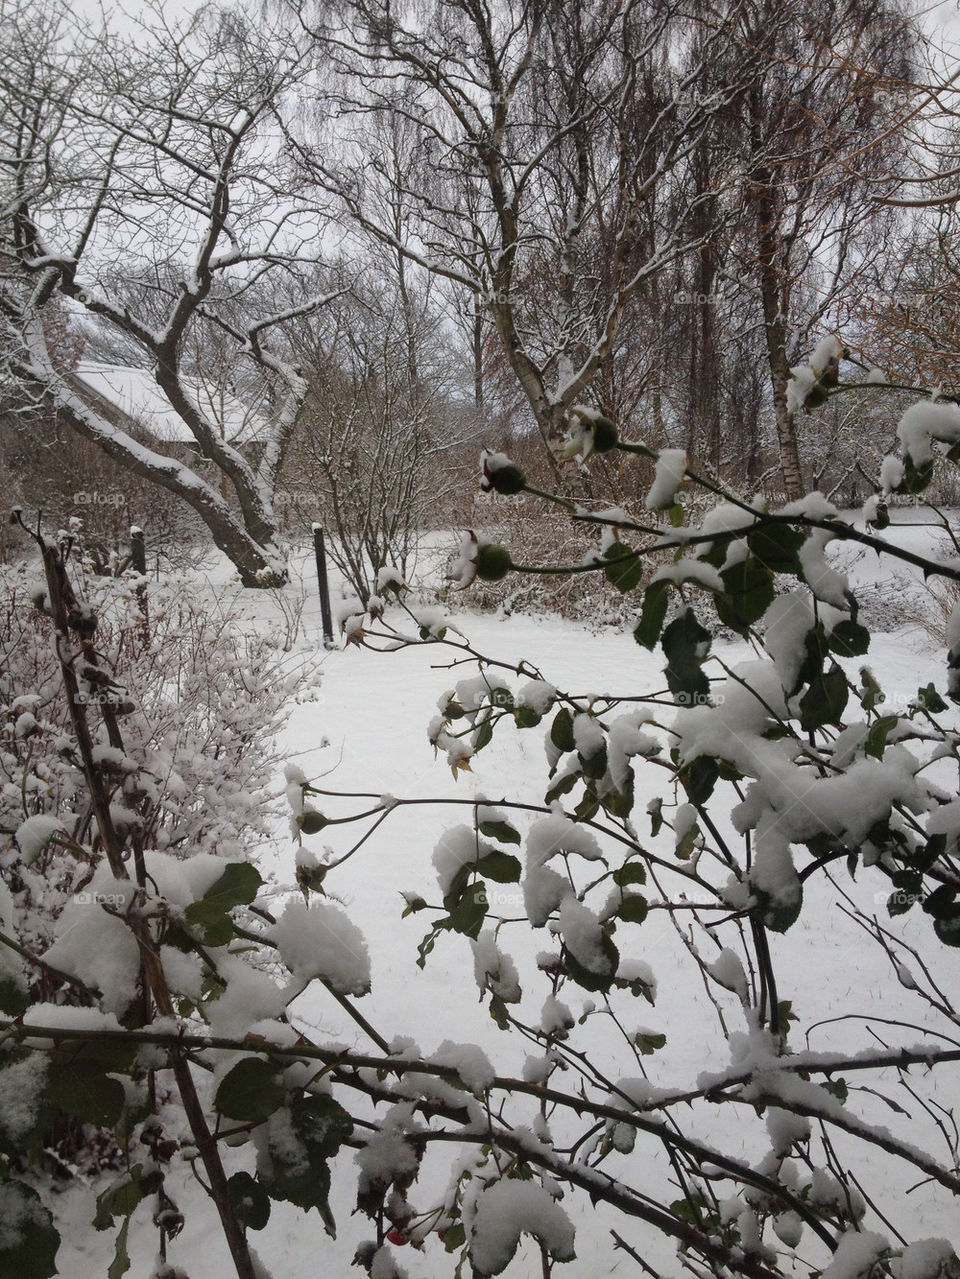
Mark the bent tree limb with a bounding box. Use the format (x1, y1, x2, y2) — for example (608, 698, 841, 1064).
(8, 315, 285, 585)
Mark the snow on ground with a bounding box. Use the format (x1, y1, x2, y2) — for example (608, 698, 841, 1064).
(47, 514, 960, 1277)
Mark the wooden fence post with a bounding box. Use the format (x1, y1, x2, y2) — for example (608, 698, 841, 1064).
(130, 525, 149, 641)
(312, 523, 335, 648)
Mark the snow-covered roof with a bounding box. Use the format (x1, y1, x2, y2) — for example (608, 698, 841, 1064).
(72, 361, 266, 446)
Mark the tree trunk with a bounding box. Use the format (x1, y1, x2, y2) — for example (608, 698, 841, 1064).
(751, 173, 805, 501)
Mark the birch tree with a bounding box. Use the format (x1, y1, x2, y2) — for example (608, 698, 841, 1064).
(291, 0, 754, 480)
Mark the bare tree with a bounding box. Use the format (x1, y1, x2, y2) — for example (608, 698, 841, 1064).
(0, 0, 342, 584)
(725, 0, 918, 497)
(290, 0, 755, 481)
(281, 261, 475, 601)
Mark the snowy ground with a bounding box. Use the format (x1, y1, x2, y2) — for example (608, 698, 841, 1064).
(47, 515, 960, 1278)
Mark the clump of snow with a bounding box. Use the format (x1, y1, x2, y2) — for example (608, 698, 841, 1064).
(355, 1102, 422, 1197)
(880, 455, 906, 493)
(763, 593, 814, 691)
(787, 364, 817, 413)
(890, 1240, 958, 1279)
(429, 1040, 495, 1094)
(809, 334, 844, 373)
(516, 680, 556, 715)
(645, 448, 687, 510)
(606, 711, 658, 790)
(651, 558, 724, 592)
(468, 1179, 575, 1276)
(433, 826, 495, 897)
(539, 995, 574, 1037)
(42, 875, 140, 1016)
(524, 815, 602, 927)
(376, 566, 406, 592)
(471, 931, 521, 1002)
(0, 1051, 48, 1141)
(557, 897, 609, 975)
(897, 400, 960, 466)
(268, 898, 371, 996)
(708, 949, 748, 1000)
(766, 1106, 811, 1156)
(205, 955, 286, 1038)
(798, 530, 849, 607)
(14, 814, 66, 865)
(821, 1230, 888, 1279)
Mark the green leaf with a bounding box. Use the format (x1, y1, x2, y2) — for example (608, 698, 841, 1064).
(676, 820, 699, 860)
(189, 861, 263, 915)
(227, 1172, 271, 1231)
(489, 993, 511, 1030)
(107, 1216, 131, 1279)
(634, 1030, 666, 1055)
(661, 610, 712, 706)
(550, 707, 575, 752)
(46, 1060, 127, 1128)
(473, 716, 494, 751)
(215, 1058, 286, 1123)
(291, 1092, 354, 1160)
(916, 682, 949, 714)
(633, 580, 669, 650)
(478, 819, 521, 846)
(604, 544, 644, 593)
(514, 706, 542, 728)
(887, 872, 921, 916)
(183, 861, 263, 945)
(617, 895, 649, 925)
(668, 501, 684, 527)
(579, 742, 608, 780)
(615, 969, 657, 1004)
(0, 975, 28, 1016)
(933, 911, 960, 947)
(475, 850, 522, 883)
(648, 796, 663, 837)
(822, 1079, 848, 1105)
(670, 1190, 710, 1226)
(799, 664, 848, 731)
(601, 770, 634, 819)
(903, 454, 934, 494)
(828, 619, 870, 658)
(444, 1222, 467, 1252)
(0, 1183, 59, 1279)
(562, 936, 620, 993)
(612, 862, 647, 887)
(747, 523, 804, 575)
(866, 715, 899, 759)
(751, 872, 803, 933)
(916, 832, 947, 871)
(299, 809, 328, 834)
(94, 1168, 144, 1230)
(544, 770, 580, 804)
(715, 557, 774, 632)
(448, 881, 488, 938)
(259, 1095, 352, 1235)
(858, 666, 885, 712)
(682, 756, 719, 805)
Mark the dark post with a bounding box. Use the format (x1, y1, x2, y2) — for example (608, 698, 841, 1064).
(312, 523, 335, 649)
(130, 525, 149, 641)
(130, 526, 146, 575)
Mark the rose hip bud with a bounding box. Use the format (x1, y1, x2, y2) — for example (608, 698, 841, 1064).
(474, 544, 513, 581)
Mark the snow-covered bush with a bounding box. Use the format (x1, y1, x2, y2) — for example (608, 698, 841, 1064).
(2, 353, 960, 1279)
(1, 558, 300, 977)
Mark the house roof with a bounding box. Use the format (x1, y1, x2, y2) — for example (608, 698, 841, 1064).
(72, 361, 267, 446)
